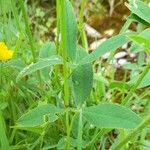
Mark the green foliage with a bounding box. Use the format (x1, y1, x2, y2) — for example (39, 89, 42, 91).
(16, 104, 63, 127)
(39, 42, 57, 81)
(0, 0, 150, 149)
(0, 112, 9, 150)
(129, 35, 150, 52)
(129, 28, 150, 53)
(83, 103, 142, 129)
(129, 71, 150, 88)
(72, 48, 93, 105)
(79, 34, 130, 65)
(65, 0, 78, 61)
(16, 56, 62, 81)
(127, 0, 150, 24)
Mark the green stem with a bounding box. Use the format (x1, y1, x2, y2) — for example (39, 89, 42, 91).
(85, 129, 111, 148)
(18, 0, 42, 86)
(9, 129, 16, 144)
(54, 0, 61, 85)
(0, 0, 7, 41)
(18, 0, 36, 61)
(111, 115, 150, 150)
(0, 63, 2, 86)
(0, 111, 9, 150)
(59, 0, 70, 149)
(56, 0, 60, 54)
(60, 0, 69, 107)
(14, 33, 23, 54)
(79, 0, 88, 50)
(122, 61, 150, 105)
(119, 19, 132, 34)
(65, 110, 79, 150)
(65, 110, 70, 150)
(77, 109, 82, 150)
(11, 0, 22, 33)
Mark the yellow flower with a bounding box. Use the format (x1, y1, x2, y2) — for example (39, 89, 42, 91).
(0, 42, 14, 61)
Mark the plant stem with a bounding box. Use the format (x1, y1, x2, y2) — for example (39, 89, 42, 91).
(65, 109, 70, 150)
(59, 0, 70, 149)
(0, 0, 7, 41)
(0, 111, 9, 150)
(60, 0, 69, 107)
(122, 61, 150, 105)
(119, 18, 132, 34)
(79, 0, 88, 50)
(85, 129, 111, 148)
(111, 115, 150, 150)
(77, 109, 83, 150)
(11, 0, 22, 33)
(18, 0, 42, 86)
(55, 0, 61, 85)
(18, 0, 36, 61)
(65, 110, 79, 150)
(56, 0, 60, 55)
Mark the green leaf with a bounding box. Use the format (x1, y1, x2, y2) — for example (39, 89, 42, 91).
(0, 0, 11, 15)
(83, 103, 142, 129)
(109, 81, 130, 90)
(72, 48, 93, 105)
(12, 126, 43, 134)
(129, 71, 150, 89)
(65, 0, 77, 61)
(140, 28, 150, 39)
(79, 34, 129, 65)
(128, 14, 150, 26)
(16, 104, 63, 127)
(5, 59, 26, 70)
(56, 137, 87, 149)
(129, 35, 150, 52)
(127, 0, 150, 24)
(16, 56, 62, 81)
(39, 42, 56, 58)
(0, 102, 8, 111)
(39, 42, 56, 81)
(129, 28, 150, 52)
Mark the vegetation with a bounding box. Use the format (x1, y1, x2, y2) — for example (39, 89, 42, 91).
(0, 0, 150, 149)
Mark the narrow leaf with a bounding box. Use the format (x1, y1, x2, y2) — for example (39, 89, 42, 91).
(128, 14, 150, 26)
(129, 35, 150, 52)
(79, 34, 129, 65)
(127, 0, 150, 24)
(65, 0, 77, 61)
(16, 56, 62, 81)
(129, 71, 150, 89)
(129, 28, 150, 52)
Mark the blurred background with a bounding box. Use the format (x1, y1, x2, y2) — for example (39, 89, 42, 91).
(27, 0, 130, 41)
